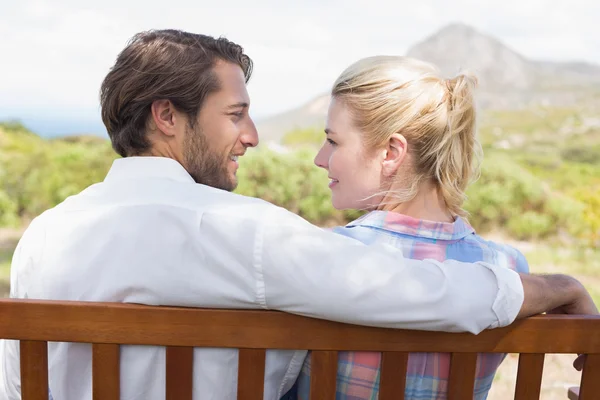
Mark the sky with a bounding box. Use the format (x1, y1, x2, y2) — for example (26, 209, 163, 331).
(1, 0, 599, 137)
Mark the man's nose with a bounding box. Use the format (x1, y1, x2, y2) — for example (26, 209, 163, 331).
(241, 118, 259, 148)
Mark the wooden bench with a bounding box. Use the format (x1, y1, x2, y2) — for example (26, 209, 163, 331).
(0, 299, 598, 399)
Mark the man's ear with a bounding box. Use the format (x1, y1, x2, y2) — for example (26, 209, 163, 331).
(150, 100, 180, 137)
(381, 133, 408, 177)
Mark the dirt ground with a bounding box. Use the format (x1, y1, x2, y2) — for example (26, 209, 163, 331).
(488, 353, 580, 399)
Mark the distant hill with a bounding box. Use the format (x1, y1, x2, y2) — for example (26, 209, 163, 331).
(0, 116, 109, 139)
(257, 23, 600, 144)
(256, 95, 330, 143)
(407, 23, 537, 91)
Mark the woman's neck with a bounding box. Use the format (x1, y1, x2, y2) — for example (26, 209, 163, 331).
(377, 181, 454, 223)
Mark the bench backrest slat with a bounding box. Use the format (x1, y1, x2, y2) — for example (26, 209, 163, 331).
(447, 352, 477, 400)
(514, 353, 545, 399)
(19, 340, 49, 400)
(166, 346, 193, 400)
(309, 350, 338, 399)
(237, 348, 266, 400)
(3, 299, 600, 400)
(379, 351, 408, 399)
(92, 343, 120, 400)
(2, 300, 600, 352)
(579, 354, 600, 399)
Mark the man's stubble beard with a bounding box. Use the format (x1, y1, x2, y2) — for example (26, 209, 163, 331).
(183, 124, 237, 191)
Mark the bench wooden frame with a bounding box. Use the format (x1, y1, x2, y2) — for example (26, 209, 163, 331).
(0, 299, 598, 399)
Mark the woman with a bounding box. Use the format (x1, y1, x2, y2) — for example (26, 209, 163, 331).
(295, 56, 529, 400)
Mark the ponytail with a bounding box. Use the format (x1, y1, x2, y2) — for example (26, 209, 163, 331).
(433, 73, 481, 217)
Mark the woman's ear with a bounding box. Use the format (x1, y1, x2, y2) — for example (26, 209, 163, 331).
(381, 133, 407, 177)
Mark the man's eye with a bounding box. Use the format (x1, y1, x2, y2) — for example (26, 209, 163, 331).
(327, 138, 336, 146)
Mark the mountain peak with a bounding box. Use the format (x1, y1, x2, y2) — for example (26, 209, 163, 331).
(435, 22, 481, 36)
(256, 23, 600, 143)
(407, 23, 535, 90)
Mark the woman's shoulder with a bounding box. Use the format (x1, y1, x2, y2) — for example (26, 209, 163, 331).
(467, 233, 530, 274)
(329, 224, 387, 245)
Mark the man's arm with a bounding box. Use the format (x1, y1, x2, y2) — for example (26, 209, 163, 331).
(518, 273, 598, 372)
(518, 274, 598, 318)
(255, 207, 522, 334)
(253, 206, 597, 334)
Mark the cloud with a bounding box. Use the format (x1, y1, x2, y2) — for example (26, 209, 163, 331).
(1, 0, 598, 130)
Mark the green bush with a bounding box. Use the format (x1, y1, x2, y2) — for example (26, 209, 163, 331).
(281, 127, 324, 148)
(571, 189, 600, 247)
(544, 195, 587, 237)
(463, 151, 592, 240)
(507, 211, 553, 240)
(0, 123, 116, 220)
(0, 120, 595, 244)
(236, 148, 351, 226)
(464, 152, 546, 230)
(0, 190, 19, 227)
(561, 145, 600, 165)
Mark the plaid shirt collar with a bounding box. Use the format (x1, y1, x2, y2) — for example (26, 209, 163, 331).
(346, 210, 475, 241)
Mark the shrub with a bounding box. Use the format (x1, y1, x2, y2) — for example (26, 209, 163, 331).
(0, 122, 595, 243)
(281, 127, 324, 148)
(507, 211, 553, 240)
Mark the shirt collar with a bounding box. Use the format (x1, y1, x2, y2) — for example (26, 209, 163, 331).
(104, 156, 196, 184)
(346, 210, 475, 240)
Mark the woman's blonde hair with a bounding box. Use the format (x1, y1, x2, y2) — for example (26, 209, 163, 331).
(332, 56, 482, 217)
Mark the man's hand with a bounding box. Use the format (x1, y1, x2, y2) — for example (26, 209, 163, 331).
(573, 355, 586, 372)
(548, 280, 598, 372)
(518, 274, 598, 319)
(546, 279, 599, 315)
(519, 273, 598, 372)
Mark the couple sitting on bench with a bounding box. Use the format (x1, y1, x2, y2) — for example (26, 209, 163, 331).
(1, 29, 597, 400)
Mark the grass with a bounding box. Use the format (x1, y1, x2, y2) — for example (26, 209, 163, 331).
(525, 245, 600, 276)
(0, 248, 12, 283)
(521, 245, 600, 305)
(0, 248, 12, 297)
(0, 228, 19, 294)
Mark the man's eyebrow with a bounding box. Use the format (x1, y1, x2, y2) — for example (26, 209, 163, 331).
(226, 102, 249, 110)
(324, 128, 336, 135)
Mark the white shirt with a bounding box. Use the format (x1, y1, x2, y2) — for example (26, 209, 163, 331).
(0, 157, 524, 400)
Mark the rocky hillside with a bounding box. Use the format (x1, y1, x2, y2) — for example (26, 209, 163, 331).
(256, 23, 600, 144)
(407, 23, 537, 91)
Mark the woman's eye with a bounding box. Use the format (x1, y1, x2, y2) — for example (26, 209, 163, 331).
(327, 138, 337, 146)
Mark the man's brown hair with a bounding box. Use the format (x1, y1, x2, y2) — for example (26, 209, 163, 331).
(100, 29, 253, 157)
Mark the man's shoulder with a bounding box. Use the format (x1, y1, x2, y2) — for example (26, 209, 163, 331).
(24, 178, 300, 235)
(51, 178, 278, 217)
(194, 186, 284, 219)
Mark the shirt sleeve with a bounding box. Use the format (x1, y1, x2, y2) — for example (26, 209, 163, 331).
(256, 206, 524, 334)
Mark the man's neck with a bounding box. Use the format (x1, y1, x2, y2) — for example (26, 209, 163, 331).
(138, 144, 183, 165)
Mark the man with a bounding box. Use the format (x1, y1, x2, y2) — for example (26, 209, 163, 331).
(1, 29, 596, 400)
